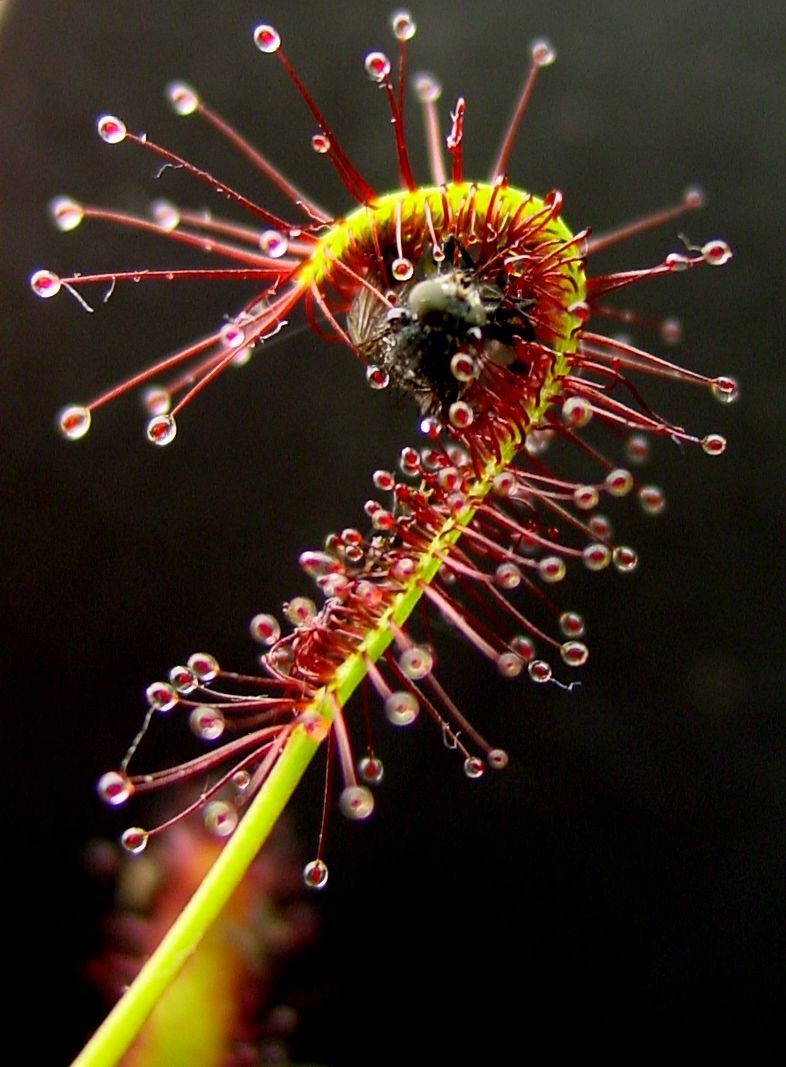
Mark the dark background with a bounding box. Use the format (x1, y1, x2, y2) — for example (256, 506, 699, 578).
(2, 1, 784, 1062)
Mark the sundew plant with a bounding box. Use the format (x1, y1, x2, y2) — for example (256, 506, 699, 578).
(31, 9, 737, 1065)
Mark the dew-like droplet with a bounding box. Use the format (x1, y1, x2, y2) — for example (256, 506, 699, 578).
(661, 317, 682, 344)
(625, 434, 651, 465)
(204, 800, 238, 837)
(683, 185, 705, 209)
(390, 556, 416, 582)
(391, 10, 416, 40)
(612, 545, 639, 573)
(151, 199, 180, 231)
(372, 508, 395, 532)
(711, 376, 739, 404)
(97, 771, 134, 807)
(283, 596, 317, 626)
(531, 38, 556, 66)
(414, 73, 441, 102)
(665, 252, 690, 271)
(448, 400, 474, 429)
(31, 269, 62, 298)
(269, 644, 294, 674)
(366, 364, 390, 389)
(303, 858, 329, 889)
(702, 239, 732, 266)
(97, 114, 127, 144)
(187, 651, 219, 682)
(146, 414, 177, 446)
(364, 50, 391, 82)
(605, 468, 634, 497)
(450, 352, 476, 382)
(233, 769, 251, 791)
(528, 660, 552, 684)
(249, 613, 281, 647)
(385, 690, 419, 726)
(339, 785, 375, 820)
(143, 386, 171, 416)
(253, 24, 281, 53)
(391, 256, 414, 281)
(398, 645, 434, 680)
(573, 484, 598, 510)
(319, 571, 349, 597)
(166, 82, 200, 116)
(511, 635, 536, 662)
(583, 543, 612, 571)
(121, 827, 148, 854)
(562, 396, 593, 428)
(300, 550, 341, 578)
(488, 749, 509, 770)
(399, 446, 420, 473)
(372, 469, 396, 493)
(169, 664, 197, 694)
(50, 196, 84, 231)
(495, 562, 522, 589)
(231, 346, 253, 367)
(58, 404, 91, 440)
(559, 611, 586, 638)
(259, 229, 288, 258)
(560, 641, 589, 667)
(220, 323, 246, 349)
(588, 513, 613, 540)
(638, 485, 666, 515)
(701, 433, 727, 456)
(358, 756, 385, 784)
(311, 133, 331, 154)
(497, 652, 523, 678)
(189, 705, 226, 741)
(145, 681, 177, 713)
(446, 492, 467, 515)
(437, 467, 462, 493)
(538, 555, 566, 583)
(420, 415, 441, 438)
(463, 756, 485, 779)
(493, 471, 516, 496)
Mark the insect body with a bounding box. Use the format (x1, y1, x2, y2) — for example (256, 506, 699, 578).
(349, 236, 539, 417)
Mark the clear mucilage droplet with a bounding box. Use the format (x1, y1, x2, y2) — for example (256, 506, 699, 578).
(31, 269, 62, 298)
(121, 827, 148, 854)
(145, 681, 177, 712)
(358, 756, 385, 784)
(146, 414, 177, 446)
(385, 691, 419, 726)
(398, 645, 433, 680)
(253, 24, 281, 53)
(463, 756, 485, 779)
(97, 771, 134, 807)
(249, 613, 281, 645)
(339, 785, 375, 820)
(97, 115, 127, 144)
(189, 706, 226, 741)
(50, 196, 84, 231)
(58, 405, 91, 440)
(303, 859, 329, 889)
(203, 800, 238, 837)
(166, 82, 200, 115)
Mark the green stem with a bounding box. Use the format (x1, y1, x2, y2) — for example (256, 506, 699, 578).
(71, 723, 324, 1067)
(71, 424, 547, 1067)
